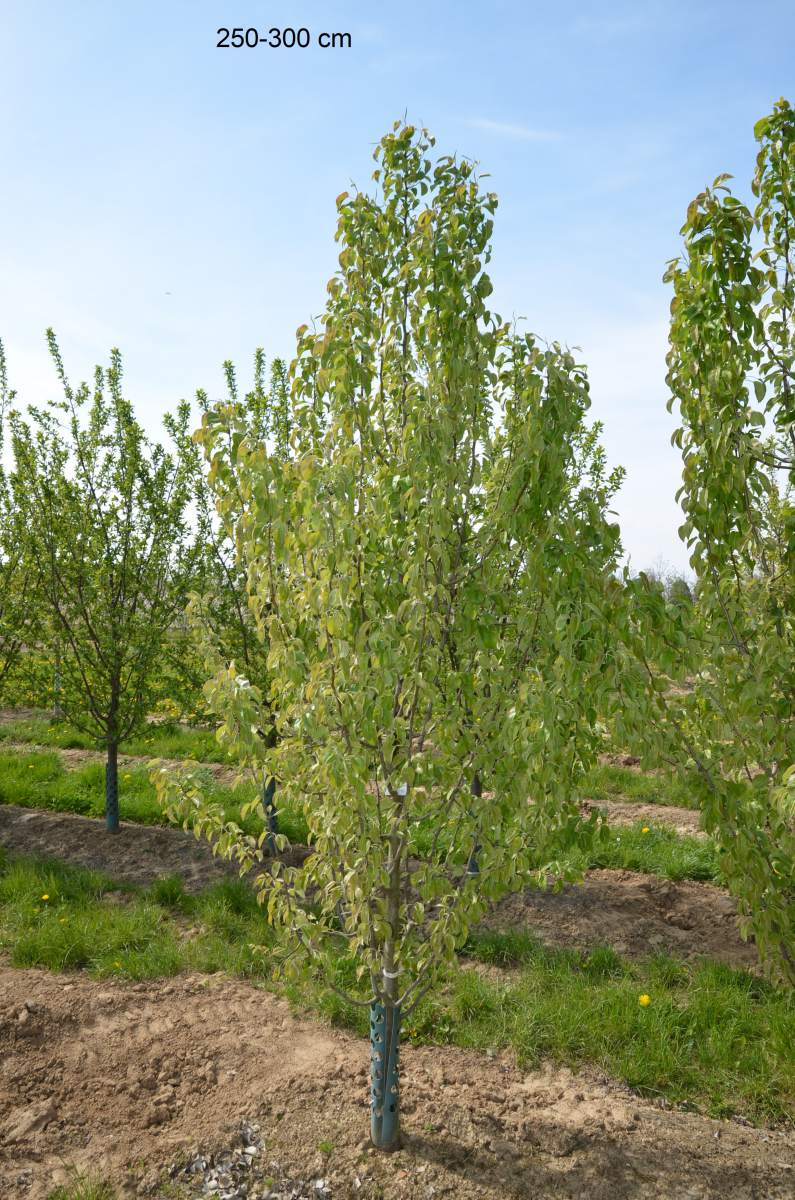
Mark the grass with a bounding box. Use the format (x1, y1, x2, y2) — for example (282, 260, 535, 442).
(0, 711, 228, 762)
(443, 932, 795, 1125)
(1, 847, 792, 1126)
(0, 850, 275, 979)
(0, 747, 310, 844)
(0, 747, 719, 882)
(0, 711, 696, 810)
(48, 1172, 119, 1200)
(318, 927, 795, 1125)
(581, 821, 722, 883)
(580, 761, 697, 809)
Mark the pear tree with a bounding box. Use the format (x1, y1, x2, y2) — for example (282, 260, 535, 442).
(155, 123, 625, 1148)
(10, 334, 199, 831)
(620, 100, 795, 983)
(176, 352, 292, 849)
(0, 339, 41, 691)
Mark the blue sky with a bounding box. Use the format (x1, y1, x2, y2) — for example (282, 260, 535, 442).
(2, 0, 793, 571)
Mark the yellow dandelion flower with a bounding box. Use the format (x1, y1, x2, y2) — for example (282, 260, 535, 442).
(41, 894, 50, 901)
(641, 826, 650, 834)
(639, 993, 651, 1007)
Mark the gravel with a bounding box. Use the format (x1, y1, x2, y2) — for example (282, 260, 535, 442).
(170, 1122, 333, 1200)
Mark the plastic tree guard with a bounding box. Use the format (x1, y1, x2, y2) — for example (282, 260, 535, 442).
(370, 1001, 401, 1149)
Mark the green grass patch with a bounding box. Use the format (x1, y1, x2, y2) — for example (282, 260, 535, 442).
(47, 1170, 119, 1200)
(0, 851, 274, 979)
(439, 932, 794, 1124)
(0, 712, 228, 762)
(584, 822, 722, 883)
(0, 747, 310, 843)
(581, 763, 696, 809)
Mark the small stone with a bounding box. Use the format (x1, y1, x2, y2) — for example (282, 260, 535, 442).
(6, 1099, 57, 1140)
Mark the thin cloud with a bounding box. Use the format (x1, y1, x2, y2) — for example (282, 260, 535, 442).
(467, 118, 561, 142)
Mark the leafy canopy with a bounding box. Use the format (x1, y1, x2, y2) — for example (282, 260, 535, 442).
(157, 122, 626, 1011)
(9, 333, 199, 750)
(620, 99, 795, 984)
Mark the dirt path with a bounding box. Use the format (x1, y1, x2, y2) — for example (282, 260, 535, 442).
(0, 803, 245, 891)
(1, 968, 792, 1200)
(584, 799, 705, 837)
(487, 869, 758, 972)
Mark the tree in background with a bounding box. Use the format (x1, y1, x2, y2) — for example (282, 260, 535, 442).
(172, 351, 292, 849)
(0, 340, 40, 691)
(155, 122, 625, 1149)
(10, 333, 199, 831)
(621, 99, 794, 983)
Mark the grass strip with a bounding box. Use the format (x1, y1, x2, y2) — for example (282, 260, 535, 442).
(0, 748, 309, 844)
(581, 762, 697, 809)
(0, 712, 227, 762)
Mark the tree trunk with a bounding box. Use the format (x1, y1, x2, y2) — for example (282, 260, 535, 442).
(105, 740, 120, 833)
(263, 775, 278, 855)
(466, 772, 482, 876)
(53, 642, 62, 717)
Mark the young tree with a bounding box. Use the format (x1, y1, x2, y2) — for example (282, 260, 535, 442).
(10, 333, 199, 832)
(155, 123, 625, 1148)
(0, 340, 40, 690)
(174, 352, 292, 849)
(621, 99, 795, 983)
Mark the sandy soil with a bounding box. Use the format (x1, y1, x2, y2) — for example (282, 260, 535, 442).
(1, 968, 793, 1200)
(0, 804, 312, 891)
(0, 803, 246, 891)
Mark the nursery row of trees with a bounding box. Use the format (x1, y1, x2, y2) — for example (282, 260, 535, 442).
(0, 334, 290, 831)
(1, 100, 792, 1148)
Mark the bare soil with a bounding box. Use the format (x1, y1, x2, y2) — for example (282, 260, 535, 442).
(1, 968, 793, 1200)
(0, 708, 42, 726)
(486, 869, 759, 972)
(0, 805, 312, 891)
(0, 803, 245, 891)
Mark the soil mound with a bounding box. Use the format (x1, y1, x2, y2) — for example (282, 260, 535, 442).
(1, 968, 793, 1199)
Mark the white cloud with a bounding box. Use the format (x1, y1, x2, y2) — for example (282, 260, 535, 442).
(467, 119, 561, 143)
